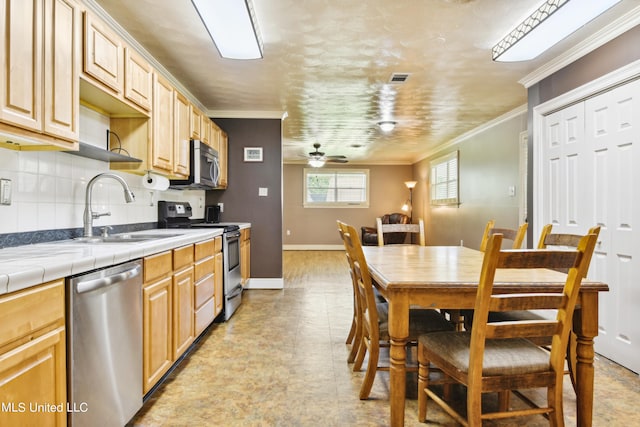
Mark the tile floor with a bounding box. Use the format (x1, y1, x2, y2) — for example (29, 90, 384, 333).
(130, 250, 639, 426)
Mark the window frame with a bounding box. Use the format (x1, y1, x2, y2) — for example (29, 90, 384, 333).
(430, 151, 459, 206)
(303, 168, 370, 208)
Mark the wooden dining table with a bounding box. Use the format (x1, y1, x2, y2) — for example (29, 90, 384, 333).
(362, 244, 609, 427)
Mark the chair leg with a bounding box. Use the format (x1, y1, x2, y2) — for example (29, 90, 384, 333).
(347, 318, 363, 363)
(547, 380, 565, 427)
(346, 316, 356, 345)
(353, 337, 366, 371)
(498, 390, 510, 412)
(417, 356, 430, 422)
(359, 343, 379, 399)
(467, 383, 483, 427)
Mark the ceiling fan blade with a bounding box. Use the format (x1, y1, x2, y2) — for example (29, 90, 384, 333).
(327, 158, 348, 163)
(325, 155, 347, 159)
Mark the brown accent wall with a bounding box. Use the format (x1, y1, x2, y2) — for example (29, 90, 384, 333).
(412, 113, 527, 250)
(283, 164, 413, 246)
(205, 118, 283, 279)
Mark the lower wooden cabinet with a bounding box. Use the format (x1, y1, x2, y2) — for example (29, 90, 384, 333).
(0, 279, 66, 427)
(142, 246, 195, 394)
(240, 227, 251, 285)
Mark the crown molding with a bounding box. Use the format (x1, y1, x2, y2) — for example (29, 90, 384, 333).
(519, 5, 640, 88)
(207, 110, 285, 119)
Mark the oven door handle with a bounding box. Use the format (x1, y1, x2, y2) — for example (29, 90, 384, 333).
(227, 284, 243, 300)
(226, 231, 241, 239)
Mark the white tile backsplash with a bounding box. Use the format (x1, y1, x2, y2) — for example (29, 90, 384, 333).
(0, 150, 205, 233)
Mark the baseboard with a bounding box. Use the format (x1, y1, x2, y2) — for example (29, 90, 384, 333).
(283, 244, 344, 250)
(243, 278, 284, 290)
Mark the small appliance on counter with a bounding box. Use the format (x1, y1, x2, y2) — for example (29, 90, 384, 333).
(205, 205, 222, 223)
(158, 201, 242, 321)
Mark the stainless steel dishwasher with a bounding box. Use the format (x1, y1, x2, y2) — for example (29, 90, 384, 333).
(67, 260, 143, 427)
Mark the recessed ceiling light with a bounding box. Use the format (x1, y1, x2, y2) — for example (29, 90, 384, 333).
(377, 121, 396, 132)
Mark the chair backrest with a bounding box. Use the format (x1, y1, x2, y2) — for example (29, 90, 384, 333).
(376, 218, 426, 246)
(479, 220, 528, 252)
(536, 224, 601, 276)
(469, 231, 598, 386)
(339, 222, 381, 343)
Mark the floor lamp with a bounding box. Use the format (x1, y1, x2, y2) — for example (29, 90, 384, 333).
(401, 180, 417, 223)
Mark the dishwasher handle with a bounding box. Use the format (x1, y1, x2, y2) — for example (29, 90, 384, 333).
(75, 264, 142, 294)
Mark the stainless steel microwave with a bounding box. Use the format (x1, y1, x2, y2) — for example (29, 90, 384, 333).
(169, 140, 220, 190)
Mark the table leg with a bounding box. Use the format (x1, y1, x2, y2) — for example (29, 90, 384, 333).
(574, 293, 599, 427)
(387, 296, 409, 427)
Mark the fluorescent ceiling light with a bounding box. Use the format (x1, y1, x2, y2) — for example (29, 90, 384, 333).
(492, 0, 622, 62)
(308, 159, 325, 168)
(377, 121, 396, 132)
(192, 0, 263, 60)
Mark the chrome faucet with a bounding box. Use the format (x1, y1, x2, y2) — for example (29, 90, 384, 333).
(83, 173, 135, 237)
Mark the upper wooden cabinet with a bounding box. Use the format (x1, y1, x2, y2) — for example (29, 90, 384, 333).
(0, 0, 80, 148)
(190, 105, 202, 140)
(83, 11, 123, 95)
(124, 47, 153, 112)
(209, 120, 228, 189)
(152, 73, 174, 173)
(173, 90, 191, 177)
(201, 115, 211, 145)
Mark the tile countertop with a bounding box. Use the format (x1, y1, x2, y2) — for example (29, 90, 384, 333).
(0, 228, 227, 296)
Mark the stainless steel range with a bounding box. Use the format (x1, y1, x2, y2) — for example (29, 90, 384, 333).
(158, 201, 243, 320)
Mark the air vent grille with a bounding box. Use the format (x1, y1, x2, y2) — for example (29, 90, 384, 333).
(389, 73, 410, 83)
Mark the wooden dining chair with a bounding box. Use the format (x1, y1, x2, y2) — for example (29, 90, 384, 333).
(417, 231, 598, 426)
(376, 217, 426, 246)
(337, 221, 364, 364)
(479, 219, 528, 252)
(338, 221, 454, 400)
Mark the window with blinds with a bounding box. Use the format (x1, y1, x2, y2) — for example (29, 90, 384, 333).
(430, 151, 459, 206)
(304, 169, 369, 208)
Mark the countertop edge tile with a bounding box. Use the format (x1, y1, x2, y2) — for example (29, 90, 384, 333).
(0, 229, 225, 295)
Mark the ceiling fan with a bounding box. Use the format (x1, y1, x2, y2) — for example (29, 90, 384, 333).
(304, 143, 348, 167)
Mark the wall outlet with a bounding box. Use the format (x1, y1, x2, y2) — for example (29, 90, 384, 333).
(0, 178, 11, 205)
(218, 202, 224, 212)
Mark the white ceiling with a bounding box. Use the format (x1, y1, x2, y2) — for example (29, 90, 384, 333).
(91, 0, 638, 164)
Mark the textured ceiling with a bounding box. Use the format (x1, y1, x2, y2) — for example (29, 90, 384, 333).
(92, 0, 635, 164)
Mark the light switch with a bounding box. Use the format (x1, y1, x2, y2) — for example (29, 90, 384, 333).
(0, 178, 11, 205)
(258, 187, 268, 197)
(508, 185, 516, 197)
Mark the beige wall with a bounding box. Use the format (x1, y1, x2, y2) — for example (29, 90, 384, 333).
(412, 112, 527, 250)
(283, 164, 413, 246)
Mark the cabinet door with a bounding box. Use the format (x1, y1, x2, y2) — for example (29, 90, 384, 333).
(142, 276, 173, 394)
(0, 327, 66, 427)
(241, 230, 251, 285)
(124, 47, 153, 112)
(201, 116, 211, 145)
(214, 251, 224, 317)
(218, 130, 228, 188)
(190, 105, 202, 140)
(152, 74, 174, 172)
(43, 0, 79, 141)
(173, 91, 190, 177)
(173, 267, 194, 359)
(83, 12, 123, 94)
(0, 0, 43, 131)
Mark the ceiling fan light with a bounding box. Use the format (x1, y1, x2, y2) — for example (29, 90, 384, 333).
(308, 159, 325, 168)
(378, 121, 396, 132)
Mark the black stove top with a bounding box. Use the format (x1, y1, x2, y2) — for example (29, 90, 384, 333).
(158, 201, 240, 233)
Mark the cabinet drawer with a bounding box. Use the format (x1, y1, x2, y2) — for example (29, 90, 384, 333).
(241, 228, 250, 241)
(194, 273, 214, 308)
(144, 251, 172, 282)
(194, 298, 215, 336)
(173, 244, 194, 270)
(0, 280, 64, 350)
(194, 256, 214, 283)
(194, 239, 215, 261)
(214, 236, 222, 253)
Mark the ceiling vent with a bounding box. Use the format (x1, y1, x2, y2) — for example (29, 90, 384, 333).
(389, 73, 410, 83)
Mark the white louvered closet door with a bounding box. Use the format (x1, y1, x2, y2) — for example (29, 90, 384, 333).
(540, 79, 640, 374)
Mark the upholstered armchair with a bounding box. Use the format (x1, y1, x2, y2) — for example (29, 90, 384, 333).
(360, 213, 409, 246)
